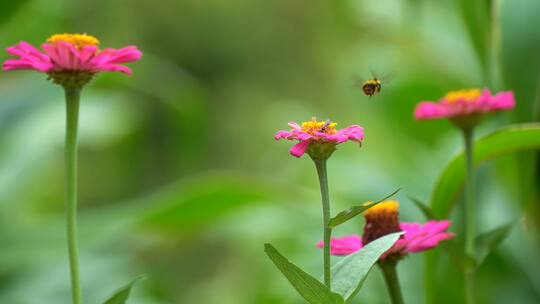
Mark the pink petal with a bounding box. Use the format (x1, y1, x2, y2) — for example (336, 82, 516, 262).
(79, 45, 99, 63)
(3, 59, 52, 72)
(406, 232, 456, 252)
(3, 41, 52, 72)
(40, 43, 62, 65)
(274, 130, 294, 140)
(288, 122, 302, 130)
(48, 41, 81, 69)
(401, 220, 455, 253)
(6, 41, 49, 62)
(317, 235, 363, 256)
(293, 131, 312, 141)
(88, 46, 142, 73)
(100, 46, 142, 63)
(337, 125, 364, 135)
(289, 140, 310, 158)
(490, 91, 515, 111)
(414, 102, 449, 120)
(94, 64, 132, 74)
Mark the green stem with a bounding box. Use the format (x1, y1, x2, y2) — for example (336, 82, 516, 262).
(488, 0, 502, 91)
(380, 260, 405, 304)
(423, 250, 437, 304)
(462, 127, 475, 304)
(313, 158, 332, 289)
(65, 88, 82, 304)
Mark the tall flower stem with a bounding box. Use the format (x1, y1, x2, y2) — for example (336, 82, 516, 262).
(462, 127, 475, 304)
(379, 260, 405, 304)
(313, 158, 332, 289)
(65, 88, 82, 304)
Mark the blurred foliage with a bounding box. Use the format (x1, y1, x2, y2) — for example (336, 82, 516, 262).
(0, 0, 539, 304)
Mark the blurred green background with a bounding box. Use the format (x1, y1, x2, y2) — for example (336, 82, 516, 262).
(0, 0, 539, 303)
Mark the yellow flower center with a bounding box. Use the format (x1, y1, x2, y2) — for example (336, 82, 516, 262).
(362, 200, 402, 246)
(363, 200, 399, 217)
(444, 88, 481, 103)
(46, 33, 100, 49)
(301, 117, 338, 135)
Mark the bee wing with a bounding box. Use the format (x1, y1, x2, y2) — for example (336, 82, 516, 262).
(370, 69, 379, 80)
(379, 72, 397, 83)
(351, 73, 365, 87)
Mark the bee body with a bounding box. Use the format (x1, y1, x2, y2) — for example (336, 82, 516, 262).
(361, 78, 382, 97)
(320, 120, 331, 132)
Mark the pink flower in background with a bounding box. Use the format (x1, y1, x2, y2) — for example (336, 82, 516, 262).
(414, 88, 515, 121)
(318, 220, 455, 256)
(317, 201, 455, 258)
(3, 33, 142, 75)
(275, 117, 364, 158)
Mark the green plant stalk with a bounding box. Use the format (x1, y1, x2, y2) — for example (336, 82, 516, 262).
(313, 158, 332, 288)
(65, 88, 82, 304)
(380, 260, 405, 304)
(488, 0, 506, 92)
(423, 250, 437, 304)
(462, 127, 475, 304)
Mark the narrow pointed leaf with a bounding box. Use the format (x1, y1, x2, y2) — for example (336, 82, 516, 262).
(329, 188, 401, 228)
(475, 223, 514, 268)
(456, 0, 490, 70)
(440, 240, 475, 271)
(431, 123, 540, 218)
(264, 243, 344, 304)
(103, 275, 146, 304)
(331, 232, 403, 302)
(408, 196, 436, 220)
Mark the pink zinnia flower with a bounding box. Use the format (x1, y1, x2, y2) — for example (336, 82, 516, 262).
(275, 117, 364, 158)
(414, 88, 514, 128)
(3, 33, 142, 88)
(317, 201, 455, 258)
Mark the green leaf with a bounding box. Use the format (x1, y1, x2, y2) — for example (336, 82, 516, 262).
(500, 0, 540, 121)
(331, 232, 403, 302)
(440, 240, 474, 271)
(329, 188, 401, 228)
(431, 123, 540, 218)
(408, 196, 435, 220)
(438, 224, 513, 271)
(264, 244, 344, 304)
(456, 0, 490, 71)
(103, 275, 146, 304)
(475, 223, 514, 268)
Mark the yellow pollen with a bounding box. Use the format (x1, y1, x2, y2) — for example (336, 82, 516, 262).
(444, 88, 481, 103)
(300, 117, 337, 135)
(363, 200, 399, 217)
(46, 33, 100, 49)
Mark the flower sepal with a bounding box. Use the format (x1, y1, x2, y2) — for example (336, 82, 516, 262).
(450, 113, 484, 131)
(307, 141, 337, 160)
(48, 70, 96, 90)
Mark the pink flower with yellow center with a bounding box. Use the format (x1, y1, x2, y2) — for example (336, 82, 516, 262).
(275, 117, 364, 158)
(3, 33, 142, 88)
(317, 201, 455, 258)
(414, 88, 514, 128)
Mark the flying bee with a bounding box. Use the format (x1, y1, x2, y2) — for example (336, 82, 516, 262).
(320, 120, 332, 132)
(354, 71, 394, 97)
(360, 78, 382, 97)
